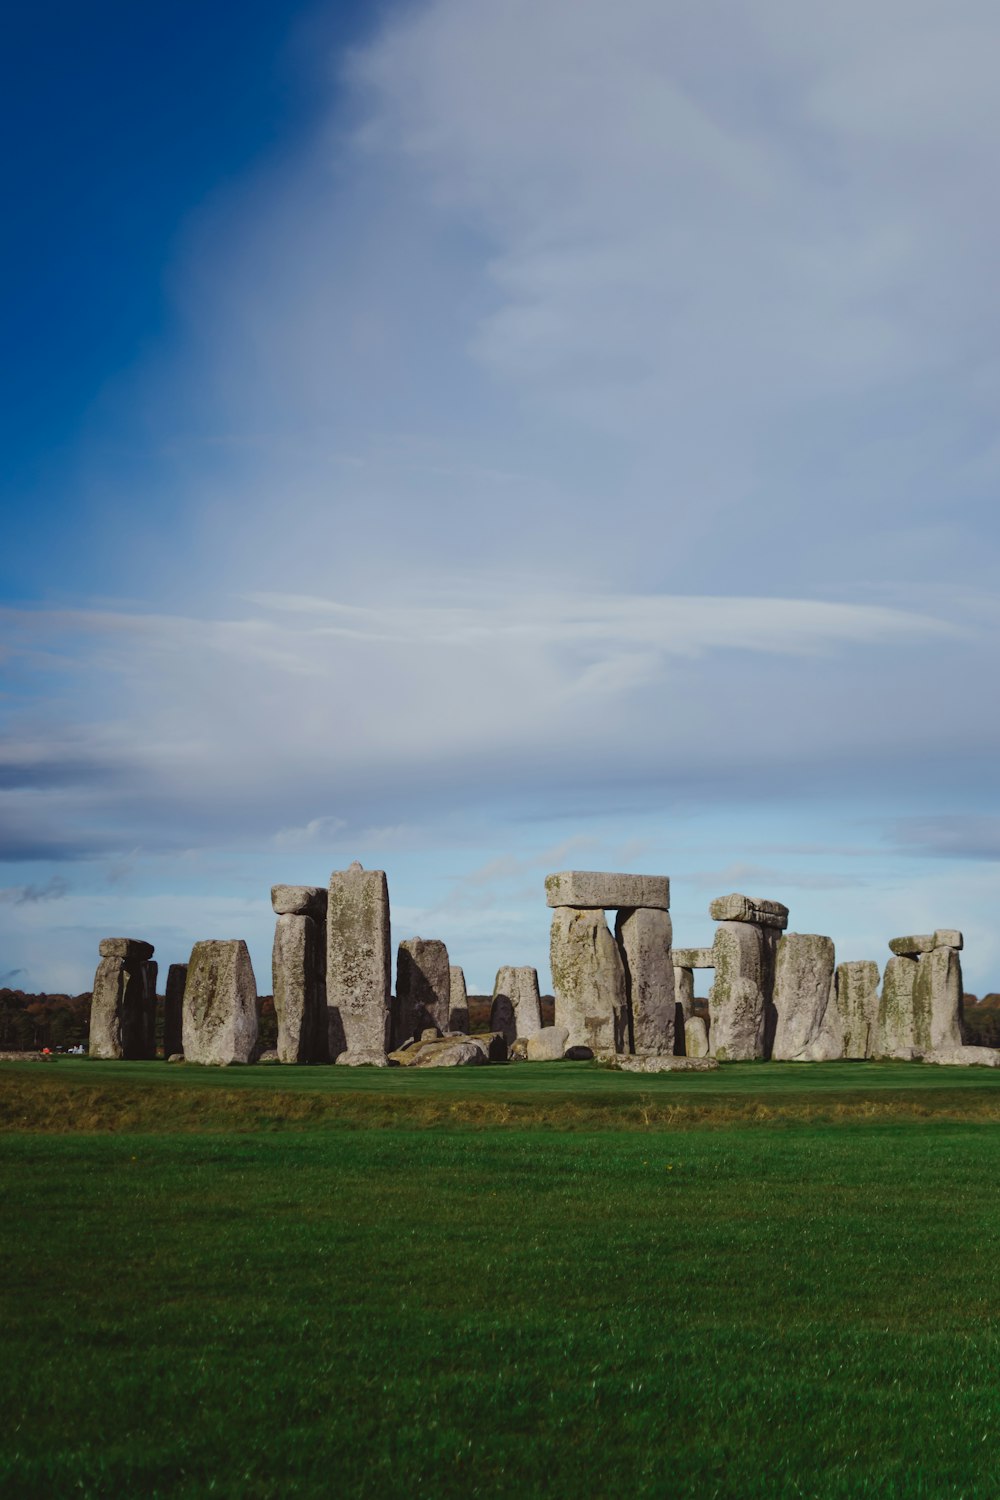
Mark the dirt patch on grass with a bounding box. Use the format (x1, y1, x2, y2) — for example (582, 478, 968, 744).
(4, 1073, 1000, 1133)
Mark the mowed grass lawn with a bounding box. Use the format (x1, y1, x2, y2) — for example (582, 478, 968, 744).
(2, 1062, 1000, 1498)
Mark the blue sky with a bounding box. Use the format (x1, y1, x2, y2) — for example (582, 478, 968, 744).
(3, 0, 1000, 997)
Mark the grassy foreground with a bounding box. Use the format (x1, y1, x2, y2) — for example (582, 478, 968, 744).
(2, 1064, 1000, 1498)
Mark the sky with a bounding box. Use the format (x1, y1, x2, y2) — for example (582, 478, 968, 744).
(3, 0, 1000, 997)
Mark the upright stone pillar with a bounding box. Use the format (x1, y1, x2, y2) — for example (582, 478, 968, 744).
(273, 913, 322, 1063)
(448, 966, 469, 1033)
(550, 907, 628, 1055)
(707, 894, 789, 1061)
(164, 963, 187, 1058)
(491, 966, 542, 1043)
(673, 966, 694, 1056)
(874, 953, 920, 1056)
(832, 960, 880, 1058)
(915, 937, 965, 1053)
(395, 937, 450, 1046)
(88, 938, 155, 1060)
(327, 863, 391, 1061)
(614, 907, 675, 1054)
(771, 934, 837, 1062)
(182, 940, 258, 1066)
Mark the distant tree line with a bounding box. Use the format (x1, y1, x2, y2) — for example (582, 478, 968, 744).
(0, 989, 279, 1054)
(963, 996, 1000, 1047)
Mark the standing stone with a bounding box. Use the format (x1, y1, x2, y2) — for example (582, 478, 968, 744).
(448, 966, 470, 1032)
(673, 967, 694, 1056)
(143, 960, 159, 1059)
(395, 938, 451, 1046)
(491, 966, 542, 1043)
(873, 954, 920, 1056)
(615, 907, 675, 1054)
(272, 913, 322, 1064)
(182, 940, 258, 1066)
(685, 1015, 710, 1057)
(164, 964, 187, 1058)
(914, 944, 965, 1054)
(709, 922, 766, 1061)
(550, 907, 628, 1055)
(832, 960, 880, 1058)
(771, 934, 837, 1062)
(88, 939, 155, 1060)
(327, 863, 392, 1060)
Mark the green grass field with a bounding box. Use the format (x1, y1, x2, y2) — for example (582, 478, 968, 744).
(2, 1059, 999, 1497)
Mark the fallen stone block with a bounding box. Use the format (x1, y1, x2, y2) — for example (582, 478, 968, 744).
(526, 1025, 570, 1061)
(927, 1045, 1000, 1067)
(599, 1054, 720, 1073)
(545, 871, 670, 911)
(550, 906, 628, 1054)
(271, 884, 327, 920)
(708, 894, 789, 929)
(335, 1048, 391, 1067)
(182, 940, 258, 1066)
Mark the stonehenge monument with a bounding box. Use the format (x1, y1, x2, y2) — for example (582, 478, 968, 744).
(82, 857, 994, 1070)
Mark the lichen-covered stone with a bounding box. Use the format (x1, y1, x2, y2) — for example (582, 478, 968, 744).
(448, 966, 469, 1032)
(545, 871, 670, 910)
(395, 937, 450, 1046)
(933, 929, 963, 951)
(491, 966, 542, 1043)
(672, 947, 715, 969)
(873, 954, 920, 1056)
(182, 940, 258, 1066)
(600, 1054, 719, 1073)
(888, 934, 934, 957)
(615, 907, 675, 1054)
(913, 945, 964, 1053)
(526, 1025, 569, 1060)
(272, 913, 322, 1063)
(271, 884, 327, 919)
(550, 907, 628, 1055)
(327, 863, 391, 1059)
(771, 934, 836, 1061)
(388, 1034, 493, 1068)
(927, 1045, 1000, 1067)
(334, 1048, 391, 1067)
(164, 963, 187, 1060)
(685, 1015, 710, 1057)
(831, 960, 880, 1058)
(708, 895, 788, 929)
(99, 937, 154, 961)
(709, 922, 766, 1060)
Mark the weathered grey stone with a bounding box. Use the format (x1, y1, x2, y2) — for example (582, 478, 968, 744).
(143, 961, 158, 1060)
(526, 1025, 570, 1061)
(673, 968, 694, 1012)
(708, 894, 789, 929)
(88, 942, 154, 1061)
(388, 1034, 493, 1068)
(672, 947, 715, 969)
(394, 938, 451, 1046)
(258, 1049, 280, 1064)
(771, 934, 837, 1062)
(99, 937, 154, 961)
(913, 945, 964, 1053)
(927, 1045, 1000, 1068)
(181, 940, 258, 1066)
(615, 907, 675, 1054)
(685, 1015, 710, 1057)
(601, 1054, 720, 1073)
(831, 960, 880, 1058)
(448, 966, 469, 1033)
(873, 955, 920, 1056)
(327, 864, 391, 1059)
(491, 966, 542, 1044)
(934, 929, 963, 951)
(164, 964, 187, 1060)
(550, 907, 628, 1055)
(271, 884, 327, 919)
(166, 1052, 184, 1063)
(273, 913, 322, 1064)
(335, 1048, 391, 1067)
(888, 934, 934, 957)
(709, 922, 766, 1060)
(545, 871, 670, 911)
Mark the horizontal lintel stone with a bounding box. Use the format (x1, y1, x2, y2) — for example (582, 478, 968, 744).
(708, 894, 789, 929)
(933, 929, 963, 951)
(271, 884, 327, 918)
(672, 947, 715, 969)
(888, 934, 935, 956)
(544, 871, 669, 911)
(99, 937, 155, 961)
